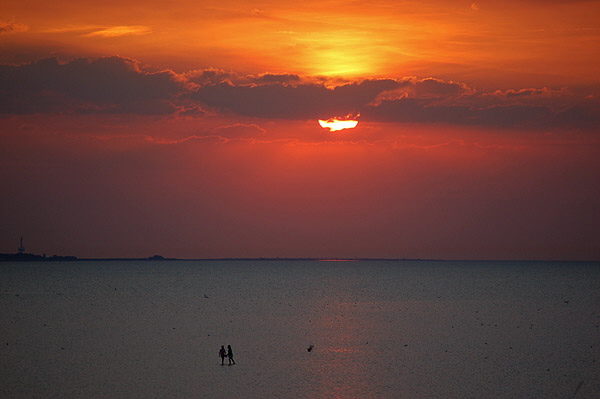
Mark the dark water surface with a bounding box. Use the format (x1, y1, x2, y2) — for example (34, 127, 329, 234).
(1, 260, 599, 398)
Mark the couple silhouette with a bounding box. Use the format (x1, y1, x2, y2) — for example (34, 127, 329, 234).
(219, 345, 235, 365)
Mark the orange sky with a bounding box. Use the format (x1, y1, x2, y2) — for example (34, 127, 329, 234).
(1, 1, 599, 259)
(3, 0, 599, 86)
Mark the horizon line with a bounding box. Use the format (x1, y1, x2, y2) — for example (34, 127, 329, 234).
(1, 253, 598, 263)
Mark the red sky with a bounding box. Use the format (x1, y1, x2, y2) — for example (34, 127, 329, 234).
(1, 1, 599, 260)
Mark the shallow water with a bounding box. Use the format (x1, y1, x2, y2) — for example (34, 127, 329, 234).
(1, 260, 599, 398)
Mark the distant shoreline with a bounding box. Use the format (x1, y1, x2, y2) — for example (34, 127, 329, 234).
(0, 253, 78, 262)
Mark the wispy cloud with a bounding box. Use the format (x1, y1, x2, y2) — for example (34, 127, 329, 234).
(83, 25, 152, 37)
(42, 25, 152, 38)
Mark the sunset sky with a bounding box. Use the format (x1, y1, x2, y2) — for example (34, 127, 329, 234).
(1, 0, 599, 260)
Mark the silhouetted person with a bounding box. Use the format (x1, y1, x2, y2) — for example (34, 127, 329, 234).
(227, 345, 235, 365)
(219, 345, 227, 365)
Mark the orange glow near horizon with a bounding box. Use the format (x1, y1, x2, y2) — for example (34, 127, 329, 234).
(318, 118, 359, 132)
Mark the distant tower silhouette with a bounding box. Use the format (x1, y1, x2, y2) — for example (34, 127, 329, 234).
(18, 236, 25, 254)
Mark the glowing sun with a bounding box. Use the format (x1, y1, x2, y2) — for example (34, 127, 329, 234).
(318, 117, 359, 132)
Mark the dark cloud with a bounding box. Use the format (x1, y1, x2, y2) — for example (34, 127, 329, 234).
(555, 105, 600, 130)
(255, 73, 301, 85)
(192, 82, 327, 119)
(475, 104, 555, 128)
(185, 68, 235, 86)
(412, 77, 472, 98)
(362, 99, 564, 129)
(363, 82, 599, 129)
(362, 98, 472, 125)
(193, 77, 598, 130)
(1, 57, 598, 130)
(0, 57, 185, 114)
(192, 79, 400, 119)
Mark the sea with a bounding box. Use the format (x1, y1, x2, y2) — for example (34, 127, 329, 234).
(1, 259, 598, 398)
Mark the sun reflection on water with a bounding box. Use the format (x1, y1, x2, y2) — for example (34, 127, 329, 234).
(306, 297, 375, 398)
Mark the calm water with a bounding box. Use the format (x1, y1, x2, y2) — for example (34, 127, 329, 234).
(1, 260, 599, 398)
